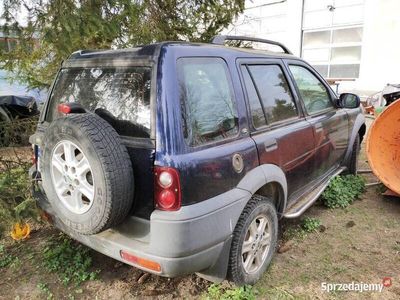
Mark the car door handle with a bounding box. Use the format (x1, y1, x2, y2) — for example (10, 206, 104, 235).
(264, 139, 278, 152)
(315, 123, 323, 133)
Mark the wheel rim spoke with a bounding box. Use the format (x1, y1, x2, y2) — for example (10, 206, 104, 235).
(52, 154, 65, 174)
(63, 142, 76, 164)
(260, 233, 270, 247)
(76, 157, 90, 176)
(242, 240, 253, 254)
(78, 179, 94, 201)
(257, 218, 268, 235)
(249, 220, 258, 237)
(255, 249, 264, 266)
(70, 189, 83, 210)
(58, 185, 70, 196)
(243, 252, 255, 271)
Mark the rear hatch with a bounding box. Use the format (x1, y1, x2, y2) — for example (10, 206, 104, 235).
(36, 59, 156, 219)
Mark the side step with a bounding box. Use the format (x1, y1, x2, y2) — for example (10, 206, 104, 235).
(283, 167, 346, 218)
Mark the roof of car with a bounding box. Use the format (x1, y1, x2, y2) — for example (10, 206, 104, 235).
(66, 41, 297, 64)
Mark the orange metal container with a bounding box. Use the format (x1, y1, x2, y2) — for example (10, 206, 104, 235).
(366, 100, 400, 194)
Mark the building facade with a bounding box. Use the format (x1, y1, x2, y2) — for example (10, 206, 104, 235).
(227, 0, 400, 95)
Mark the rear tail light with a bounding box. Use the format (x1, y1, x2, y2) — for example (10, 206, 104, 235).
(57, 103, 71, 114)
(154, 166, 181, 211)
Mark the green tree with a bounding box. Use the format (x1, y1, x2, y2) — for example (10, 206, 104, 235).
(0, 0, 244, 89)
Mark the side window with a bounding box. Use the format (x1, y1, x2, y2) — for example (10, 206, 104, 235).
(289, 65, 333, 114)
(247, 65, 298, 125)
(178, 58, 238, 146)
(241, 66, 266, 128)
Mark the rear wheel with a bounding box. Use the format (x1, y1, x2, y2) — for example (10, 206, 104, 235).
(228, 195, 278, 285)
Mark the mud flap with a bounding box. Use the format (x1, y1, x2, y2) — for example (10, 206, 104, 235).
(196, 236, 232, 283)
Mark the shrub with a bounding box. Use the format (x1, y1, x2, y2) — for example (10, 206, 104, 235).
(301, 217, 321, 233)
(0, 118, 38, 147)
(0, 163, 38, 236)
(321, 175, 365, 209)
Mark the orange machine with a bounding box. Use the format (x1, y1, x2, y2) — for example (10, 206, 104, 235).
(366, 100, 400, 195)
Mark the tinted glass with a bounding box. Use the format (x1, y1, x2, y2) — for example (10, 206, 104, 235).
(178, 58, 238, 146)
(241, 66, 266, 128)
(49, 67, 151, 138)
(248, 65, 298, 124)
(289, 65, 333, 114)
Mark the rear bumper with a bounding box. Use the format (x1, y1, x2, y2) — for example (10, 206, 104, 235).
(33, 179, 250, 278)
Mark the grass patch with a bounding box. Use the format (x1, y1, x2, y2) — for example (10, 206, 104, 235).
(301, 217, 321, 233)
(283, 226, 307, 241)
(283, 218, 322, 241)
(258, 286, 305, 300)
(321, 175, 365, 209)
(42, 234, 99, 286)
(37, 283, 54, 300)
(203, 284, 256, 300)
(0, 243, 19, 269)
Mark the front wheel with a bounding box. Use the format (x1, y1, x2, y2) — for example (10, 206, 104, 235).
(228, 195, 278, 285)
(347, 134, 360, 175)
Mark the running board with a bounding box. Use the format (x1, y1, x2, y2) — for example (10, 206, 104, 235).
(283, 167, 346, 218)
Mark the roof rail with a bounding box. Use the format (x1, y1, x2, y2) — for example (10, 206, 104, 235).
(210, 35, 292, 55)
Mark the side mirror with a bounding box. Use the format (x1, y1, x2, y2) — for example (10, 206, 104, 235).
(339, 93, 361, 109)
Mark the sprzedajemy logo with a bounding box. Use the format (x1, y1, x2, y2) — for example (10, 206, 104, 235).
(321, 278, 392, 293)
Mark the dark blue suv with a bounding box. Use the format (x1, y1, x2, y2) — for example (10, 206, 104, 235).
(30, 36, 366, 285)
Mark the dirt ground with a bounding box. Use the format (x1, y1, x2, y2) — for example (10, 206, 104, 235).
(0, 119, 399, 299)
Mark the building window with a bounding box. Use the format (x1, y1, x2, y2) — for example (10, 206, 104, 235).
(302, 26, 363, 78)
(301, 0, 365, 79)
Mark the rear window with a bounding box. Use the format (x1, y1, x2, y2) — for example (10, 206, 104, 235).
(48, 67, 152, 138)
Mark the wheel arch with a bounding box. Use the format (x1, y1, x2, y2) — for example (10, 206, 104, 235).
(237, 164, 288, 216)
(344, 113, 366, 164)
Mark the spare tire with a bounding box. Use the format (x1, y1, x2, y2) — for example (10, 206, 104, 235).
(41, 113, 134, 234)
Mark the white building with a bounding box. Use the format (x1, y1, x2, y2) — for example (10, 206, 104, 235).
(226, 0, 400, 95)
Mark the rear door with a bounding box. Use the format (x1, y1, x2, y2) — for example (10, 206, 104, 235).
(285, 60, 349, 178)
(238, 59, 317, 199)
(171, 57, 259, 206)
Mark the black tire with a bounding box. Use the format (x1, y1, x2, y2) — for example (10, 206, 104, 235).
(228, 195, 278, 285)
(347, 134, 360, 175)
(41, 113, 134, 234)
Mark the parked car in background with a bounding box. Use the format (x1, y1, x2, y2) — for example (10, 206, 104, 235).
(0, 95, 39, 121)
(0, 69, 46, 122)
(0, 69, 46, 145)
(0, 69, 46, 102)
(30, 36, 365, 285)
